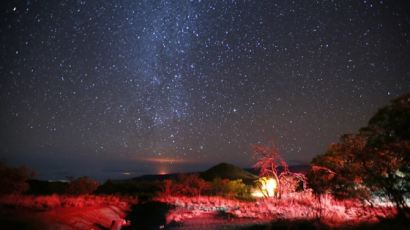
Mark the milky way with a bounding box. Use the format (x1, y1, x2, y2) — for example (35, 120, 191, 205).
(1, 1, 409, 179)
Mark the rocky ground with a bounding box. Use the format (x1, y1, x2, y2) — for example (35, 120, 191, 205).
(0, 195, 133, 229)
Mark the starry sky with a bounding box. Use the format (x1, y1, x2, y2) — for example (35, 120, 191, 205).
(1, 0, 409, 180)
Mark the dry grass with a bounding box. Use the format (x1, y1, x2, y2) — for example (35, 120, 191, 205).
(156, 191, 396, 227)
(0, 194, 135, 210)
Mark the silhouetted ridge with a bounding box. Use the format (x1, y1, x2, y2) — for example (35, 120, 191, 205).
(200, 162, 258, 183)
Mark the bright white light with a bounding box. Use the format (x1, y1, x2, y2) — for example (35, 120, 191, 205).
(264, 178, 277, 197)
(251, 177, 277, 198)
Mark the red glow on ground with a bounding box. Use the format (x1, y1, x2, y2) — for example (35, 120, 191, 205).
(156, 193, 397, 227)
(0, 195, 135, 229)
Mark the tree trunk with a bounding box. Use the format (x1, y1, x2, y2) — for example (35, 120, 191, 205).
(272, 171, 280, 199)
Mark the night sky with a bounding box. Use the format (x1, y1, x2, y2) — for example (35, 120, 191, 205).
(1, 0, 409, 180)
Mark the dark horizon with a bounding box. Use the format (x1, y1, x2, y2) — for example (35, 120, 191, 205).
(4, 154, 310, 181)
(1, 1, 409, 181)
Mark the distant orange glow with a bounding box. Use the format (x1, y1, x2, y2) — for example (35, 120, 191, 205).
(157, 164, 169, 175)
(135, 156, 198, 175)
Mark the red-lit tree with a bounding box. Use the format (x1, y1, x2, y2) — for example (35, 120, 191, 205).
(307, 94, 410, 218)
(279, 171, 308, 194)
(252, 141, 288, 198)
(307, 134, 370, 199)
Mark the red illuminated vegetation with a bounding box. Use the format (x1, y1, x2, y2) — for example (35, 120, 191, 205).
(155, 94, 410, 229)
(157, 193, 396, 228)
(0, 94, 409, 229)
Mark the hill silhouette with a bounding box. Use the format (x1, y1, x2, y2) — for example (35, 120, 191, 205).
(200, 162, 258, 184)
(124, 162, 307, 184)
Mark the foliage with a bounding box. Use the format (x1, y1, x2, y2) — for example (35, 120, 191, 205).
(279, 172, 308, 194)
(65, 176, 99, 195)
(176, 174, 210, 196)
(210, 178, 252, 200)
(0, 162, 35, 195)
(157, 192, 395, 227)
(0, 194, 134, 210)
(307, 134, 371, 199)
(159, 174, 210, 197)
(307, 93, 410, 217)
(306, 165, 336, 196)
(159, 175, 252, 200)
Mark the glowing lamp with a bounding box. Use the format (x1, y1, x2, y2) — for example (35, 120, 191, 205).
(251, 177, 277, 198)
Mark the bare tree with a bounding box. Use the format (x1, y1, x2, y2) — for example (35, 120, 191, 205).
(252, 141, 288, 198)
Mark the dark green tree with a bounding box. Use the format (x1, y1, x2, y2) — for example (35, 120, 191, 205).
(307, 134, 370, 199)
(307, 93, 410, 218)
(359, 94, 410, 217)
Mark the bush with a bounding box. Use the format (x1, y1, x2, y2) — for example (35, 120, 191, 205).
(173, 174, 210, 196)
(65, 176, 99, 195)
(307, 94, 410, 218)
(0, 162, 35, 195)
(159, 176, 252, 200)
(0, 194, 135, 211)
(210, 178, 252, 200)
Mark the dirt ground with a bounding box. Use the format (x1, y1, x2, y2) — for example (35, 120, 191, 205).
(0, 205, 128, 230)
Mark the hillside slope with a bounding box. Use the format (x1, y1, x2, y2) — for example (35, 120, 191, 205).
(200, 162, 258, 184)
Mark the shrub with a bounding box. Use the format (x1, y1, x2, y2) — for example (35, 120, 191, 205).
(65, 176, 99, 195)
(0, 162, 35, 195)
(210, 178, 252, 200)
(307, 94, 410, 218)
(158, 174, 211, 197)
(159, 176, 252, 200)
